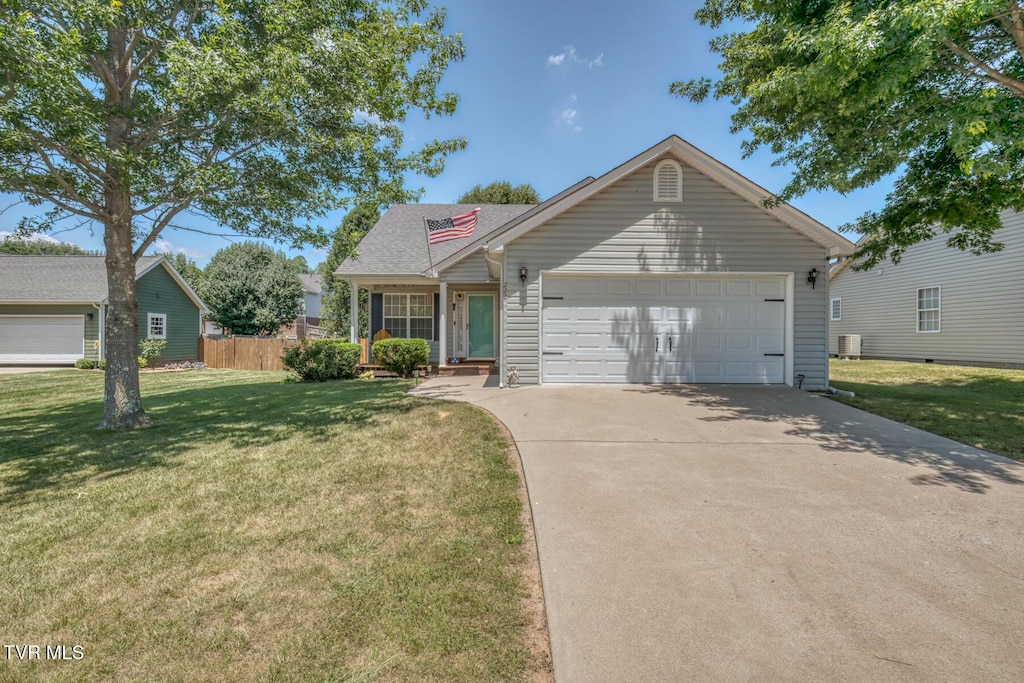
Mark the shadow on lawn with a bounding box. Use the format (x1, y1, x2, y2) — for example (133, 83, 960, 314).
(0, 377, 419, 505)
(628, 384, 1024, 495)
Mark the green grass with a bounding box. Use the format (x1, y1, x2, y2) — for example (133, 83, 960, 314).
(828, 360, 1024, 461)
(0, 370, 534, 682)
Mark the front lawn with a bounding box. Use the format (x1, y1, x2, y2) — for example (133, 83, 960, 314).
(828, 359, 1024, 461)
(0, 370, 541, 682)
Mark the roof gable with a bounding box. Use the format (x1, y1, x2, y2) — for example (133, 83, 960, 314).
(334, 203, 535, 277)
(0, 254, 206, 310)
(487, 136, 855, 257)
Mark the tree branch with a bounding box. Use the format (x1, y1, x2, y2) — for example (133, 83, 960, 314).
(941, 38, 1024, 95)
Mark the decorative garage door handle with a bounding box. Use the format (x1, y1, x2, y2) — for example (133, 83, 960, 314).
(543, 351, 564, 355)
(655, 337, 659, 352)
(668, 336, 673, 352)
(764, 353, 785, 356)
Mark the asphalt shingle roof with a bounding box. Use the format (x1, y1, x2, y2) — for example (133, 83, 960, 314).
(335, 204, 535, 276)
(298, 273, 323, 294)
(0, 255, 163, 302)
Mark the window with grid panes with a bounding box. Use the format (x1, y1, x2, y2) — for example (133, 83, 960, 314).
(917, 287, 940, 333)
(383, 293, 433, 340)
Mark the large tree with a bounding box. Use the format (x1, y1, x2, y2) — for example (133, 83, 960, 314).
(0, 1, 464, 428)
(157, 251, 203, 293)
(317, 203, 380, 337)
(675, 0, 1024, 267)
(200, 242, 304, 336)
(457, 181, 540, 204)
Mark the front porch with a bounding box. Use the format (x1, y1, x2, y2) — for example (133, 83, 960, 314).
(346, 278, 500, 370)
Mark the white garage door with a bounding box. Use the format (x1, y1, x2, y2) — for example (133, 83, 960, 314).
(0, 316, 84, 364)
(542, 276, 786, 383)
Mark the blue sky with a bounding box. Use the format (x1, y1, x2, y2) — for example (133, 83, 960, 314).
(1, 0, 889, 266)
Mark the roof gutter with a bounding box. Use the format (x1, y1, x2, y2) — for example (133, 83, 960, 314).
(482, 246, 503, 279)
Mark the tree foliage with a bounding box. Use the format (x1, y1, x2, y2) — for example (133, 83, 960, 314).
(0, 237, 88, 255)
(318, 204, 380, 336)
(201, 242, 306, 336)
(157, 252, 203, 293)
(456, 181, 540, 205)
(675, 0, 1024, 267)
(0, 0, 465, 427)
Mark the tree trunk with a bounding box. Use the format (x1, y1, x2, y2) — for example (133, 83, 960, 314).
(99, 22, 151, 430)
(100, 219, 151, 429)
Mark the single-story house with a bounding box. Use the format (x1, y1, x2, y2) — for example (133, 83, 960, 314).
(829, 210, 1024, 367)
(0, 254, 208, 364)
(336, 135, 856, 389)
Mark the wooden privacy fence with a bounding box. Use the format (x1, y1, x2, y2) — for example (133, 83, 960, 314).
(199, 336, 370, 370)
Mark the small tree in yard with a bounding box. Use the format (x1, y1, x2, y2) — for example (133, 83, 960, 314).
(0, 1, 465, 428)
(201, 242, 304, 337)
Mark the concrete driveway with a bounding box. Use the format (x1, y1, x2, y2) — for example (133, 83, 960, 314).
(412, 378, 1024, 682)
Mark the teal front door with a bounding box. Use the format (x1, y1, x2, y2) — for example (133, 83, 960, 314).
(467, 294, 495, 357)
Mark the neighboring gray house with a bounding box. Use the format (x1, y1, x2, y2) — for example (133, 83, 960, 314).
(0, 255, 208, 364)
(336, 136, 856, 389)
(829, 210, 1024, 367)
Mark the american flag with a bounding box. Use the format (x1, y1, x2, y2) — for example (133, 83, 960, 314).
(426, 208, 480, 244)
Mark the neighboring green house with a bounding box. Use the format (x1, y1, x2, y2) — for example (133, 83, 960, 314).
(0, 255, 207, 364)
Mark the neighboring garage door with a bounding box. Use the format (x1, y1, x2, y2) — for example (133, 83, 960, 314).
(0, 316, 84, 364)
(541, 275, 786, 383)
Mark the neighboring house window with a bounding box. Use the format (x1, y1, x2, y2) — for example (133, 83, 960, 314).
(916, 287, 940, 333)
(653, 159, 683, 202)
(830, 298, 842, 321)
(383, 293, 433, 340)
(148, 313, 167, 340)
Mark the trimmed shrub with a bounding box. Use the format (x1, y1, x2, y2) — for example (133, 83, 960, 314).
(138, 338, 167, 368)
(371, 338, 429, 378)
(98, 359, 106, 371)
(282, 339, 361, 382)
(74, 358, 94, 370)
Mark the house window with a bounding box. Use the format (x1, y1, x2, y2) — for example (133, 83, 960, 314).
(917, 287, 940, 333)
(383, 293, 433, 340)
(830, 298, 842, 321)
(148, 313, 167, 340)
(653, 159, 683, 202)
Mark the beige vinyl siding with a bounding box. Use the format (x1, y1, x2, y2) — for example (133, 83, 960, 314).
(0, 304, 96, 361)
(440, 251, 493, 282)
(505, 159, 830, 388)
(829, 211, 1024, 365)
(136, 264, 201, 361)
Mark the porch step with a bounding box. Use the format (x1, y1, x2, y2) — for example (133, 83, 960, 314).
(437, 362, 498, 377)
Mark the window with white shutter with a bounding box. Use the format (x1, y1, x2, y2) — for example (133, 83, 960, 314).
(653, 159, 683, 202)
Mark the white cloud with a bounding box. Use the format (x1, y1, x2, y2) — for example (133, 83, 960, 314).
(353, 109, 383, 125)
(0, 230, 62, 244)
(557, 110, 582, 133)
(154, 238, 207, 259)
(546, 46, 604, 69)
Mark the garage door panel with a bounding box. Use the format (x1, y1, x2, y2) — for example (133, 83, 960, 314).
(542, 276, 787, 384)
(0, 316, 83, 364)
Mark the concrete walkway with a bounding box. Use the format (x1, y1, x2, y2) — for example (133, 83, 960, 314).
(412, 377, 1024, 682)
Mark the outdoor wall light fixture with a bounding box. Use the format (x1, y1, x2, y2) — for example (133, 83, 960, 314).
(86, 313, 94, 321)
(519, 265, 528, 284)
(806, 268, 819, 289)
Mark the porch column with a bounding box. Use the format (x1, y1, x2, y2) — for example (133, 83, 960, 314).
(439, 280, 448, 367)
(348, 279, 358, 343)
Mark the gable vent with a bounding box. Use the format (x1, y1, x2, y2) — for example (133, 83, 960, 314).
(653, 159, 682, 202)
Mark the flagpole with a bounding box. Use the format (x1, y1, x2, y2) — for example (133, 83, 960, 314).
(421, 216, 435, 276)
